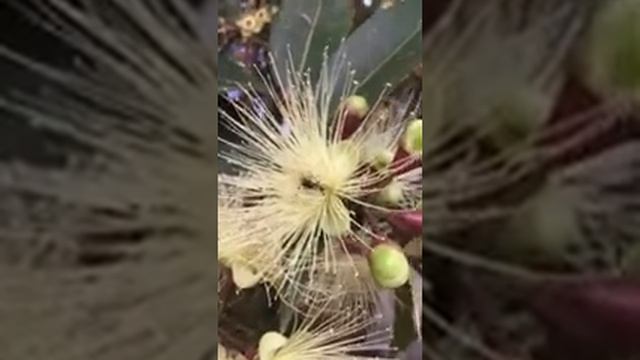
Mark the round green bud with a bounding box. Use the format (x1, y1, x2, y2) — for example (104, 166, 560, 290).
(403, 119, 423, 156)
(376, 179, 404, 206)
(343, 95, 370, 118)
(496, 184, 582, 263)
(369, 243, 410, 289)
(259, 331, 288, 360)
(586, 0, 640, 99)
(371, 149, 395, 170)
(486, 88, 549, 149)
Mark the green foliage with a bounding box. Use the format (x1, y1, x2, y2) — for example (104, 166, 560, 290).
(587, 0, 640, 99)
(219, 0, 422, 113)
(269, 0, 353, 85)
(327, 0, 422, 107)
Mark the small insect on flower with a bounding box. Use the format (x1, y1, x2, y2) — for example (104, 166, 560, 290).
(257, 301, 397, 360)
(218, 53, 420, 307)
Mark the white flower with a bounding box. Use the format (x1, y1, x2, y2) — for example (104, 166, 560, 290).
(218, 56, 419, 306)
(258, 301, 396, 360)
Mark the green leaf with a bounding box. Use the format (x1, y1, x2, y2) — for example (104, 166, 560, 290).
(269, 0, 354, 85)
(219, 0, 243, 18)
(328, 0, 422, 107)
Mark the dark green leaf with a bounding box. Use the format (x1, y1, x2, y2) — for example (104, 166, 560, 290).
(328, 0, 422, 107)
(269, 0, 354, 85)
(219, 0, 243, 18)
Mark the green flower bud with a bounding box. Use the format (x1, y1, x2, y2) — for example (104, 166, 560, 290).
(343, 95, 370, 119)
(586, 0, 640, 99)
(259, 331, 288, 360)
(369, 243, 410, 289)
(376, 179, 404, 206)
(403, 119, 422, 156)
(339, 96, 370, 139)
(496, 183, 582, 263)
(371, 149, 395, 170)
(485, 88, 549, 149)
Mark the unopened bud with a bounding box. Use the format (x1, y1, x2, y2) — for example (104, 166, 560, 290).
(344, 95, 369, 118)
(231, 262, 261, 289)
(390, 120, 422, 175)
(369, 243, 410, 289)
(402, 119, 423, 156)
(486, 88, 549, 149)
(376, 179, 404, 206)
(372, 149, 395, 170)
(259, 331, 288, 360)
(586, 0, 640, 99)
(339, 95, 369, 139)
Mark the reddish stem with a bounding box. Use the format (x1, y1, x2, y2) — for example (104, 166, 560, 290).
(386, 210, 423, 238)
